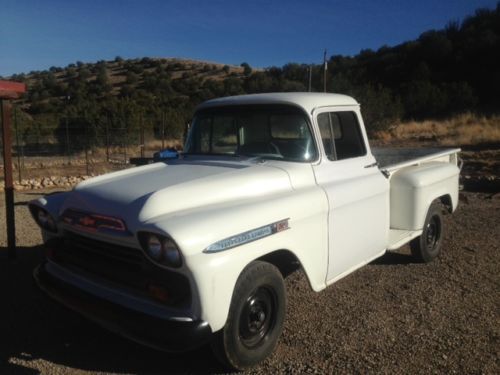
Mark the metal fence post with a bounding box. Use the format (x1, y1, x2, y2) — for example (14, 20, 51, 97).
(162, 111, 165, 149)
(105, 115, 110, 162)
(85, 120, 90, 175)
(124, 125, 128, 164)
(65, 116, 70, 164)
(140, 112, 145, 158)
(36, 121, 41, 156)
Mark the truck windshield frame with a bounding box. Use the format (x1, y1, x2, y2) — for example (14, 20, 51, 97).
(184, 104, 318, 163)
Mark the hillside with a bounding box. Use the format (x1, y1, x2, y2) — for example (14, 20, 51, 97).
(3, 4, 499, 142)
(14, 57, 248, 103)
(327, 4, 500, 121)
(3, 58, 262, 143)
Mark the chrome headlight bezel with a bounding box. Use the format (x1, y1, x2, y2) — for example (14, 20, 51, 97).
(138, 232, 183, 268)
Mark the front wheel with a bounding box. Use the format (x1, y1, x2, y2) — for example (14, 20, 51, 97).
(410, 201, 444, 262)
(211, 261, 286, 370)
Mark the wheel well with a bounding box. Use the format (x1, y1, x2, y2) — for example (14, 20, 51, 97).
(257, 250, 301, 278)
(438, 194, 453, 213)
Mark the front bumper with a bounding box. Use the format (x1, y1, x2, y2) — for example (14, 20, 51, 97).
(34, 262, 212, 352)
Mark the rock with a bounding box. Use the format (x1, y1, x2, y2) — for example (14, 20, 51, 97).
(490, 192, 500, 200)
(459, 193, 469, 204)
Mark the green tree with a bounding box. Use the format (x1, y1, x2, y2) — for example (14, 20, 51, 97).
(126, 71, 139, 84)
(241, 62, 252, 76)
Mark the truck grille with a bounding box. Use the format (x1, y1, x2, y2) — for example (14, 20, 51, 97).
(62, 231, 144, 274)
(51, 231, 191, 307)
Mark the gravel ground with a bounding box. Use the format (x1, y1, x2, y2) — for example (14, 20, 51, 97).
(0, 189, 499, 374)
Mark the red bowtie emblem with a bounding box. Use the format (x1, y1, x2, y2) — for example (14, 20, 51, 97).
(79, 216, 96, 227)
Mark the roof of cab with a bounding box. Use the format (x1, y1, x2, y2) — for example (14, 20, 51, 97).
(196, 92, 359, 114)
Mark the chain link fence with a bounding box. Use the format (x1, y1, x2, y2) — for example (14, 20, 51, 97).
(0, 107, 183, 184)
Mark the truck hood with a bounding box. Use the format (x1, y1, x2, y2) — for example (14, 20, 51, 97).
(60, 159, 293, 226)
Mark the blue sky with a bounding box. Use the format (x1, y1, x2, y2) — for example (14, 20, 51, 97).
(1, 0, 498, 76)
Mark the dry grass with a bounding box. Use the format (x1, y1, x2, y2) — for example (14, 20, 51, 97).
(81, 138, 183, 159)
(143, 138, 183, 151)
(374, 113, 500, 146)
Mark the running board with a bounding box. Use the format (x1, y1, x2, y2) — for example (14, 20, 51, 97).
(387, 229, 422, 250)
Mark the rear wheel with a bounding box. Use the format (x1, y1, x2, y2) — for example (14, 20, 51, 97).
(211, 261, 286, 370)
(410, 201, 444, 262)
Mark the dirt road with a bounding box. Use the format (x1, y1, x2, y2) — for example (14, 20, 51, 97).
(0, 190, 499, 374)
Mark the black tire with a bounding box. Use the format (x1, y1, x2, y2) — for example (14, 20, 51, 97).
(410, 201, 444, 262)
(211, 261, 286, 370)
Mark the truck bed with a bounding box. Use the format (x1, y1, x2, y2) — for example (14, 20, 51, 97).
(372, 147, 461, 173)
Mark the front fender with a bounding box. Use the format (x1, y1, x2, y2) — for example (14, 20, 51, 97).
(142, 186, 329, 331)
(29, 191, 70, 218)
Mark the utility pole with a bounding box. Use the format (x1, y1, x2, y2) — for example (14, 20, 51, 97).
(323, 49, 328, 93)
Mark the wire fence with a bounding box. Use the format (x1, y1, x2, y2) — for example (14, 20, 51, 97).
(1, 109, 183, 183)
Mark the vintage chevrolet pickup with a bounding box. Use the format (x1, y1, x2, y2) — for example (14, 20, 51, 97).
(30, 93, 461, 369)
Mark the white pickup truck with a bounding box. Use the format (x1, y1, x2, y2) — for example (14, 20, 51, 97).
(31, 93, 461, 370)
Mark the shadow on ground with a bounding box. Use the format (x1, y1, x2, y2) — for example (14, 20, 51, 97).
(370, 251, 415, 266)
(0, 247, 225, 374)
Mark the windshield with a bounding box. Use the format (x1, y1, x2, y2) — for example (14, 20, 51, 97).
(184, 105, 317, 162)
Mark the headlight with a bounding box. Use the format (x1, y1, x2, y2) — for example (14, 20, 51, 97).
(29, 205, 57, 233)
(139, 232, 182, 268)
(146, 235, 163, 261)
(163, 238, 182, 266)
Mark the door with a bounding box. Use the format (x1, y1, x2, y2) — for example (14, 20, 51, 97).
(312, 106, 389, 283)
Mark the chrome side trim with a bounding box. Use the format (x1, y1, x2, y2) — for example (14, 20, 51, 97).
(204, 218, 290, 253)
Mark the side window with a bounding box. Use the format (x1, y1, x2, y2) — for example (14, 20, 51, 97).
(317, 111, 366, 161)
(317, 113, 335, 160)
